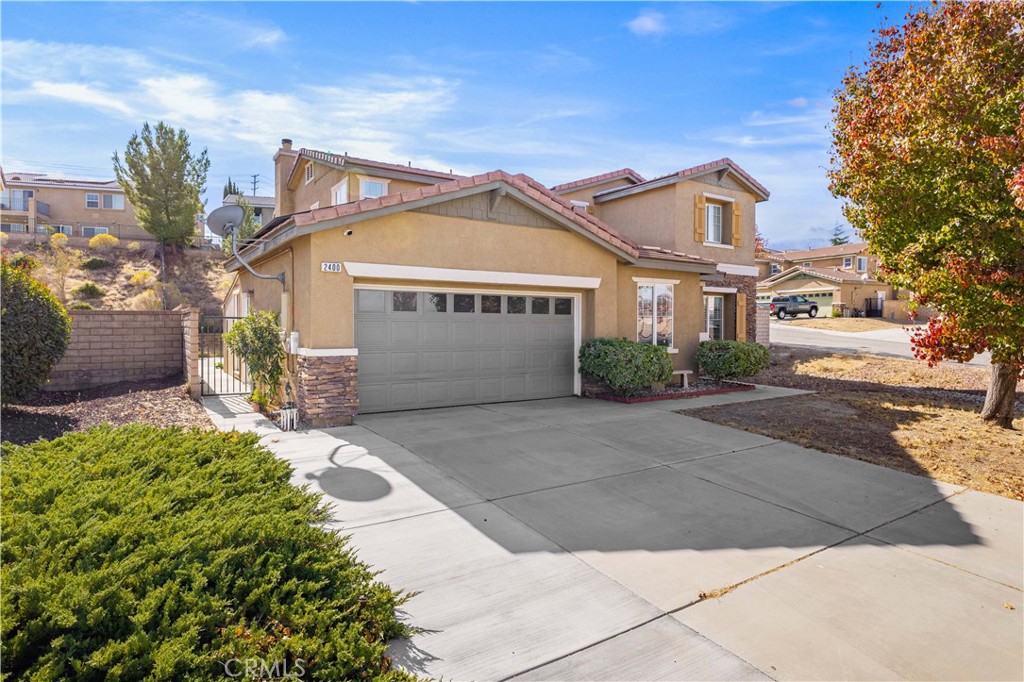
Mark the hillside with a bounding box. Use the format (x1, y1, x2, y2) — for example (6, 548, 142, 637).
(2, 236, 232, 315)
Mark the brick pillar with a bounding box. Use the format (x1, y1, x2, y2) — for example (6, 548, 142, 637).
(295, 354, 358, 427)
(719, 273, 758, 343)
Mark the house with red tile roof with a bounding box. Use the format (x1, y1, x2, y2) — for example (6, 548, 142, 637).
(754, 242, 894, 315)
(224, 141, 769, 425)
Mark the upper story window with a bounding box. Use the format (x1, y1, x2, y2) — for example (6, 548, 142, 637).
(1, 190, 33, 211)
(304, 163, 315, 184)
(856, 256, 868, 272)
(86, 193, 123, 210)
(705, 204, 723, 244)
(770, 263, 782, 275)
(843, 256, 854, 269)
(802, 261, 812, 267)
(102, 194, 125, 210)
(332, 178, 349, 205)
(636, 281, 675, 349)
(359, 178, 388, 200)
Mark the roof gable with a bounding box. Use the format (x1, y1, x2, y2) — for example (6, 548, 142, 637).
(594, 158, 769, 203)
(759, 265, 877, 287)
(551, 169, 645, 194)
(287, 148, 462, 189)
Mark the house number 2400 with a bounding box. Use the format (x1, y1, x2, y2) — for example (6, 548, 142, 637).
(321, 262, 343, 273)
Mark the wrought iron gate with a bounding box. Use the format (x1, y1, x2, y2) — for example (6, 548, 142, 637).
(863, 297, 884, 318)
(199, 315, 252, 396)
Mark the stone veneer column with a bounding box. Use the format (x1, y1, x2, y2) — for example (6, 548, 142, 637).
(719, 273, 758, 343)
(295, 353, 358, 427)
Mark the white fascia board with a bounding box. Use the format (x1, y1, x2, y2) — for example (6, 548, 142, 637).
(716, 263, 760, 277)
(296, 347, 358, 357)
(631, 276, 681, 285)
(702, 192, 736, 203)
(703, 286, 738, 294)
(343, 262, 601, 289)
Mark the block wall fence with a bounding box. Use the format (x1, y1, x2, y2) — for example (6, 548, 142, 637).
(46, 307, 201, 397)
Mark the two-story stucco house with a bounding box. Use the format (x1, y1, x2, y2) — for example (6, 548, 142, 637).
(0, 167, 152, 244)
(755, 243, 893, 315)
(224, 140, 769, 425)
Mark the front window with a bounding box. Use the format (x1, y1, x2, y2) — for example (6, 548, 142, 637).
(637, 283, 673, 348)
(857, 256, 868, 272)
(86, 193, 100, 208)
(802, 261, 812, 267)
(770, 263, 781, 275)
(304, 163, 314, 184)
(1, 190, 33, 211)
(705, 204, 723, 244)
(704, 295, 724, 341)
(360, 179, 387, 200)
(102, 194, 124, 210)
(82, 226, 109, 238)
(843, 256, 853, 269)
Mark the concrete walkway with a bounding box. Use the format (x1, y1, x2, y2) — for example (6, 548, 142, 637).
(204, 389, 1023, 681)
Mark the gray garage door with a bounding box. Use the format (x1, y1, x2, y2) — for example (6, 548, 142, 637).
(355, 289, 575, 413)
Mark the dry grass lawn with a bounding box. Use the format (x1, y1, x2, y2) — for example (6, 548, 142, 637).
(776, 317, 917, 332)
(685, 347, 1024, 500)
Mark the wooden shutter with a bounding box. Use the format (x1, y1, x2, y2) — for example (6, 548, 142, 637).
(732, 203, 743, 247)
(736, 292, 747, 341)
(694, 195, 706, 243)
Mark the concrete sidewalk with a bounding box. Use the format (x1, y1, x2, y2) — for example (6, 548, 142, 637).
(204, 390, 1023, 681)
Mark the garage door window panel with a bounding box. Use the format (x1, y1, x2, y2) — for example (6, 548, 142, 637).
(555, 298, 572, 315)
(426, 293, 447, 312)
(392, 291, 418, 312)
(481, 295, 501, 314)
(507, 296, 527, 314)
(454, 294, 475, 313)
(531, 297, 550, 315)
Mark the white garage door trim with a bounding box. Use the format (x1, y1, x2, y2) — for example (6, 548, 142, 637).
(354, 284, 584, 397)
(344, 262, 601, 290)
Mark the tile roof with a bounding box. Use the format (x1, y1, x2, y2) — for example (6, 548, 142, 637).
(759, 265, 877, 286)
(594, 158, 770, 201)
(274, 169, 713, 268)
(550, 169, 645, 193)
(4, 172, 121, 189)
(772, 242, 870, 261)
(298, 148, 464, 181)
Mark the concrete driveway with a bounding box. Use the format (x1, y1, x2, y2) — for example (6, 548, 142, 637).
(257, 392, 1022, 681)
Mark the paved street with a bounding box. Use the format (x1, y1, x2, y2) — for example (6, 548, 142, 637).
(769, 321, 994, 367)
(208, 391, 1023, 681)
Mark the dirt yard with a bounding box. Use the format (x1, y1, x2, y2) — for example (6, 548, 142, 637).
(775, 317, 918, 332)
(684, 346, 1024, 500)
(1, 377, 213, 446)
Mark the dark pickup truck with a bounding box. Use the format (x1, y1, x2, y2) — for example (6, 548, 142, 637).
(770, 295, 818, 319)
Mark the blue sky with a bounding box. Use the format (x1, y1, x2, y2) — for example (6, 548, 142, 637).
(1, 1, 907, 249)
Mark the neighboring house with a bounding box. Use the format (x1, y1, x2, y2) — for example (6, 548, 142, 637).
(224, 193, 276, 227)
(0, 168, 150, 243)
(224, 140, 769, 425)
(755, 242, 893, 314)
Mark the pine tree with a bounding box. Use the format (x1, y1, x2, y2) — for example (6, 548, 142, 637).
(829, 223, 850, 246)
(223, 177, 241, 199)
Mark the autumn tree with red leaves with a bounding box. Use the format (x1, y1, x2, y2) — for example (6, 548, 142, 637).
(830, 1, 1024, 428)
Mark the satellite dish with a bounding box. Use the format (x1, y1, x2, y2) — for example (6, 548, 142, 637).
(207, 204, 245, 238)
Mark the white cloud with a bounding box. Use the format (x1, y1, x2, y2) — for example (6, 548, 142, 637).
(29, 81, 136, 116)
(787, 96, 810, 108)
(627, 11, 669, 37)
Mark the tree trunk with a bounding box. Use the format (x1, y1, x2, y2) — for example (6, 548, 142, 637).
(981, 362, 1019, 429)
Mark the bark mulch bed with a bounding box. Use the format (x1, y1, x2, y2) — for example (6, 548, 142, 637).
(589, 380, 755, 404)
(1, 376, 213, 446)
(683, 346, 1024, 500)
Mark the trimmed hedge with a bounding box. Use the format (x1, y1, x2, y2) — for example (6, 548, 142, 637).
(1, 261, 71, 404)
(696, 340, 770, 382)
(0, 425, 418, 681)
(579, 337, 673, 397)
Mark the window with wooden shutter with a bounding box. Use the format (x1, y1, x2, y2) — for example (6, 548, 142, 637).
(732, 203, 743, 247)
(694, 194, 706, 242)
(736, 292, 747, 341)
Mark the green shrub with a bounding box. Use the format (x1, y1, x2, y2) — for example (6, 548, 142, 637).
(578, 337, 673, 397)
(696, 340, 770, 382)
(81, 256, 115, 270)
(69, 301, 94, 310)
(0, 261, 72, 404)
(88, 232, 119, 252)
(831, 306, 843, 318)
(73, 281, 106, 299)
(0, 425, 416, 681)
(224, 311, 286, 404)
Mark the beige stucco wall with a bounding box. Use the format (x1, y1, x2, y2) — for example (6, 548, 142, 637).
(2, 183, 145, 239)
(286, 161, 438, 214)
(674, 179, 757, 264)
(595, 185, 677, 251)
